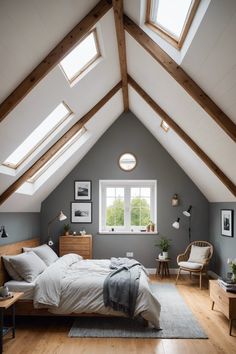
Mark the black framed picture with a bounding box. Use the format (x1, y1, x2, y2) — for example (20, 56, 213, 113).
(221, 209, 234, 237)
(71, 202, 92, 223)
(74, 180, 92, 200)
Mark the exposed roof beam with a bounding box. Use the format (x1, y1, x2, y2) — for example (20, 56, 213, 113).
(128, 75, 236, 197)
(112, 0, 129, 111)
(124, 15, 236, 143)
(0, 0, 112, 123)
(0, 82, 122, 206)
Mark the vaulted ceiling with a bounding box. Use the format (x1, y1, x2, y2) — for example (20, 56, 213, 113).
(0, 0, 235, 212)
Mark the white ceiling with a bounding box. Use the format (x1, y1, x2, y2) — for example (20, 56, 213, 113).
(0, 0, 235, 211)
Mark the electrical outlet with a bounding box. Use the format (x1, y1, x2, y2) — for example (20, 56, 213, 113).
(126, 252, 133, 257)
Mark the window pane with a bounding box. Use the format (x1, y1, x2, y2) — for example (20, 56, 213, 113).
(107, 188, 115, 197)
(141, 208, 151, 226)
(4, 102, 71, 168)
(152, 0, 192, 38)
(141, 188, 151, 197)
(106, 196, 124, 226)
(60, 31, 98, 82)
(116, 188, 124, 197)
(131, 187, 140, 197)
(131, 196, 141, 208)
(131, 208, 141, 226)
(141, 198, 150, 208)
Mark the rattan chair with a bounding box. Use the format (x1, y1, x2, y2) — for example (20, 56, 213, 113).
(176, 241, 213, 289)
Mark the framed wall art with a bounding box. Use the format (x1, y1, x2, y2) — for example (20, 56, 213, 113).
(74, 180, 92, 200)
(71, 202, 92, 223)
(221, 209, 234, 237)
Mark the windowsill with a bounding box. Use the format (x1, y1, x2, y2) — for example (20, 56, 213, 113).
(98, 231, 159, 235)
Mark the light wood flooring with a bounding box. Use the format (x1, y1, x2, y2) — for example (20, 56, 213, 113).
(3, 275, 236, 354)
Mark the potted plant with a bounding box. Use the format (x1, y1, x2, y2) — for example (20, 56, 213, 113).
(156, 236, 171, 259)
(63, 223, 71, 236)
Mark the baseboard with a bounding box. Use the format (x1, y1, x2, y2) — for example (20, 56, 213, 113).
(147, 268, 220, 277)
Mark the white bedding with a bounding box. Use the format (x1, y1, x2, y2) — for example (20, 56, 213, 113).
(5, 279, 36, 300)
(33, 254, 161, 328)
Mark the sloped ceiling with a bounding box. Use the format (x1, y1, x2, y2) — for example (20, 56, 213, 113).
(0, 0, 235, 212)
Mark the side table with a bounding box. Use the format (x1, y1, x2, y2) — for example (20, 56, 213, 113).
(156, 258, 170, 278)
(0, 292, 23, 354)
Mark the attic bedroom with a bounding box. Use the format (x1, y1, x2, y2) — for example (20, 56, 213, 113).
(0, 0, 235, 353)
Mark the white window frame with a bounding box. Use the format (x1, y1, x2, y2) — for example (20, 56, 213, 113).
(99, 180, 157, 234)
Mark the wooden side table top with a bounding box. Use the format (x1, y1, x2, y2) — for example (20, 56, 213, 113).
(156, 258, 171, 262)
(0, 292, 23, 309)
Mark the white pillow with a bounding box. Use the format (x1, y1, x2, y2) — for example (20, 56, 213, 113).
(23, 244, 58, 266)
(188, 245, 210, 263)
(9, 251, 46, 283)
(2, 256, 23, 281)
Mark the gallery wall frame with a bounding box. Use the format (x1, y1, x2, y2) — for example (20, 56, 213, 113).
(221, 209, 234, 237)
(74, 180, 92, 200)
(71, 202, 92, 223)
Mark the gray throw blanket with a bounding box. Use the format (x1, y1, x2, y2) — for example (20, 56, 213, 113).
(103, 257, 141, 317)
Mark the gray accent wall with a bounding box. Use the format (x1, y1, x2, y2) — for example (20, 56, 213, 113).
(0, 213, 40, 245)
(209, 202, 236, 277)
(41, 112, 209, 268)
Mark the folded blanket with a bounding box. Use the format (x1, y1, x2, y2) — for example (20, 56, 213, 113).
(103, 258, 141, 317)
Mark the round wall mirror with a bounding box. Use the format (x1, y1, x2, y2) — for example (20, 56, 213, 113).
(119, 153, 137, 171)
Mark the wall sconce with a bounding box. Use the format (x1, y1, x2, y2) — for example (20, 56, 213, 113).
(47, 211, 67, 246)
(0, 225, 8, 238)
(171, 194, 179, 206)
(172, 217, 180, 229)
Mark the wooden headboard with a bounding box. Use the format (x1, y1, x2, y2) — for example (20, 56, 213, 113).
(0, 238, 40, 285)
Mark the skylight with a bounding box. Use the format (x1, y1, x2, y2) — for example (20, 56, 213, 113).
(160, 120, 169, 132)
(3, 102, 72, 169)
(146, 0, 200, 48)
(60, 29, 100, 84)
(27, 127, 86, 183)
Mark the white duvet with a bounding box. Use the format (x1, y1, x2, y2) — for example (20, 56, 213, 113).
(34, 254, 161, 328)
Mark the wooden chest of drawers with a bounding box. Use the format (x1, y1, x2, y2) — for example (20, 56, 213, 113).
(210, 279, 236, 335)
(59, 235, 92, 259)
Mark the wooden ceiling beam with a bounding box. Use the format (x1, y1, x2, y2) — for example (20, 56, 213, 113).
(0, 0, 112, 123)
(128, 75, 236, 197)
(0, 82, 122, 206)
(112, 0, 129, 111)
(124, 15, 236, 142)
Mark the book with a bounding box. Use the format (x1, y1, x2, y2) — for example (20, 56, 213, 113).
(218, 278, 236, 286)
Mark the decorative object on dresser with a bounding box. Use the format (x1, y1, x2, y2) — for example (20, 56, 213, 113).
(71, 202, 92, 223)
(176, 241, 213, 289)
(221, 209, 234, 237)
(59, 234, 92, 259)
(217, 278, 236, 293)
(47, 210, 67, 246)
(210, 279, 236, 335)
(74, 180, 92, 200)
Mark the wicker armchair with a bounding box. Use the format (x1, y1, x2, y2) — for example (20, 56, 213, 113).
(176, 241, 213, 289)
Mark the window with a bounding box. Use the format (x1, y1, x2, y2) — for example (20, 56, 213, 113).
(2, 102, 72, 169)
(59, 29, 100, 84)
(99, 180, 157, 233)
(27, 127, 86, 183)
(146, 0, 200, 49)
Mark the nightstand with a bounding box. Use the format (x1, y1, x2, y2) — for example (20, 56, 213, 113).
(155, 258, 170, 278)
(59, 234, 92, 259)
(0, 292, 23, 354)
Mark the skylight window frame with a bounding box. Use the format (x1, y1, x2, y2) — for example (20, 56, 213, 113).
(27, 127, 86, 183)
(59, 28, 101, 85)
(145, 0, 200, 49)
(2, 102, 73, 170)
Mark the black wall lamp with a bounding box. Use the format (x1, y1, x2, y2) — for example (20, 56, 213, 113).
(0, 225, 8, 238)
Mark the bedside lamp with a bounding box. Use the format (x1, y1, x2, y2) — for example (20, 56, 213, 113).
(47, 211, 67, 246)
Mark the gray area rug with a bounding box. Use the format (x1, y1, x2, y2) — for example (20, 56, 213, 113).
(69, 283, 207, 339)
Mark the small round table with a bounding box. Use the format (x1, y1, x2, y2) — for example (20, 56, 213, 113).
(156, 258, 171, 278)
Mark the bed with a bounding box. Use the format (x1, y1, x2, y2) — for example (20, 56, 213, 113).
(0, 238, 160, 328)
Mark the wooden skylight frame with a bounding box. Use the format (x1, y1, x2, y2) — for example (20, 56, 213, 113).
(59, 28, 101, 85)
(160, 120, 169, 132)
(146, 0, 200, 49)
(2, 102, 73, 170)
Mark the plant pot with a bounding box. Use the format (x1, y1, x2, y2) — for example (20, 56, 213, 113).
(162, 252, 168, 259)
(65, 231, 69, 236)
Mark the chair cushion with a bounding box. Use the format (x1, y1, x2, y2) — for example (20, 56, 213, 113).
(178, 261, 203, 270)
(188, 245, 210, 263)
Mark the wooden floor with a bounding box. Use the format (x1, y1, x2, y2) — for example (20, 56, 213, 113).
(3, 275, 236, 354)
